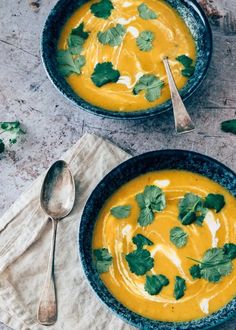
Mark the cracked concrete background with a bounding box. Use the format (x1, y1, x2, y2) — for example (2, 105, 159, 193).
(0, 0, 235, 329)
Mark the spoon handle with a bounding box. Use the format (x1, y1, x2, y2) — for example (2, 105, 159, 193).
(163, 57, 195, 134)
(37, 218, 58, 325)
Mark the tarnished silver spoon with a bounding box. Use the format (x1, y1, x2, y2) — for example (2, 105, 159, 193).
(37, 160, 75, 325)
(163, 57, 195, 134)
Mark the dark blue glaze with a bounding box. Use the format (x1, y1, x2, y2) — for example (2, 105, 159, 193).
(79, 150, 236, 329)
(41, 0, 212, 119)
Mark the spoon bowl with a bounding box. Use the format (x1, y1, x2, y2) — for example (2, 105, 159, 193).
(41, 160, 75, 219)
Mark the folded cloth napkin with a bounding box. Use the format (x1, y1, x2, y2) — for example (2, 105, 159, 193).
(0, 133, 134, 330)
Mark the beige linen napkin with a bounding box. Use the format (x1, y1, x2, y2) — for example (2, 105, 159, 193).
(0, 133, 133, 330)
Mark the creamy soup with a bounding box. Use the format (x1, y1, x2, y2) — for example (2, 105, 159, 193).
(92, 170, 236, 322)
(58, 0, 196, 111)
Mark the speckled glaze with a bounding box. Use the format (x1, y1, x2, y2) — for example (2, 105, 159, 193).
(41, 0, 212, 119)
(79, 150, 236, 330)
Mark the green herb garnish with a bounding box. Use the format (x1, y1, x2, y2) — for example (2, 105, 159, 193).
(176, 55, 195, 77)
(110, 205, 131, 219)
(178, 193, 208, 226)
(135, 185, 166, 226)
(145, 274, 169, 295)
(98, 24, 126, 47)
(188, 247, 233, 283)
(91, 62, 120, 87)
(138, 3, 158, 20)
(136, 31, 154, 51)
(205, 194, 225, 213)
(189, 264, 201, 279)
(0, 121, 25, 153)
(221, 119, 236, 135)
(223, 243, 236, 260)
(132, 233, 153, 249)
(57, 50, 86, 76)
(68, 22, 90, 55)
(174, 276, 186, 300)
(133, 75, 164, 102)
(170, 227, 188, 248)
(90, 0, 114, 19)
(125, 249, 154, 276)
(93, 248, 113, 274)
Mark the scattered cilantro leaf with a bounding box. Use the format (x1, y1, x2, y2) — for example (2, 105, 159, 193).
(221, 119, 236, 135)
(174, 276, 186, 300)
(135, 185, 166, 226)
(133, 74, 164, 102)
(0, 139, 5, 153)
(170, 227, 188, 248)
(110, 205, 131, 218)
(176, 55, 195, 78)
(189, 264, 201, 279)
(68, 22, 90, 55)
(138, 3, 158, 20)
(136, 31, 154, 51)
(57, 50, 86, 76)
(125, 249, 154, 275)
(145, 274, 169, 295)
(132, 233, 153, 249)
(178, 193, 208, 226)
(93, 248, 113, 274)
(205, 194, 225, 213)
(98, 24, 126, 47)
(91, 62, 120, 87)
(187, 248, 232, 283)
(223, 243, 236, 260)
(90, 0, 114, 19)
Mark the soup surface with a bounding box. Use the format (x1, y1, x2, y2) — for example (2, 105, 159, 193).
(58, 0, 196, 111)
(93, 170, 236, 322)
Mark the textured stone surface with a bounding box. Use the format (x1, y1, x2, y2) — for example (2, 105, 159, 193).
(0, 0, 235, 329)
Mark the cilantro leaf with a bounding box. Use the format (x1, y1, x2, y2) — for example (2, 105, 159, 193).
(90, 0, 114, 19)
(145, 274, 169, 295)
(205, 194, 225, 213)
(170, 227, 188, 248)
(176, 55, 195, 78)
(110, 205, 131, 218)
(132, 233, 153, 249)
(189, 264, 201, 279)
(125, 249, 154, 275)
(133, 74, 164, 102)
(98, 24, 126, 47)
(188, 248, 233, 283)
(135, 185, 166, 226)
(178, 193, 208, 226)
(93, 248, 113, 274)
(68, 22, 90, 55)
(174, 276, 186, 300)
(0, 139, 5, 153)
(136, 31, 154, 51)
(138, 3, 158, 20)
(57, 50, 86, 76)
(223, 243, 236, 260)
(221, 119, 236, 135)
(91, 62, 120, 87)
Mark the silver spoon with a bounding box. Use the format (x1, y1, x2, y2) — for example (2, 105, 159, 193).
(37, 160, 75, 325)
(163, 57, 195, 134)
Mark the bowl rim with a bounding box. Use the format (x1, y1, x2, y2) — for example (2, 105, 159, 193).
(78, 149, 236, 330)
(41, 0, 213, 120)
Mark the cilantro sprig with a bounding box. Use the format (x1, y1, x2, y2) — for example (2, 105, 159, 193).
(145, 274, 169, 295)
(188, 245, 236, 283)
(178, 193, 208, 226)
(98, 24, 126, 47)
(90, 0, 114, 19)
(110, 205, 131, 219)
(125, 248, 154, 276)
(0, 121, 25, 154)
(91, 62, 120, 87)
(205, 194, 225, 213)
(170, 227, 188, 248)
(135, 185, 166, 226)
(221, 119, 236, 135)
(136, 31, 154, 52)
(93, 248, 113, 274)
(174, 276, 186, 300)
(138, 3, 158, 20)
(176, 55, 195, 77)
(133, 75, 164, 102)
(132, 233, 153, 249)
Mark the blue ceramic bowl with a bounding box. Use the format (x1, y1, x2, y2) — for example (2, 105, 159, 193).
(79, 150, 236, 329)
(41, 0, 212, 119)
